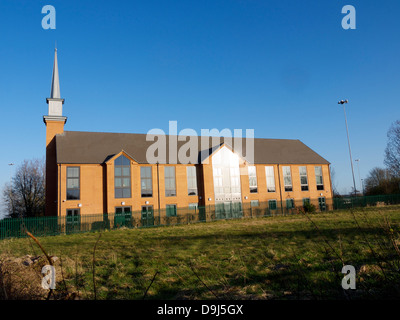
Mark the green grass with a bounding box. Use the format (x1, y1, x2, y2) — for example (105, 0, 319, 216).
(2, 205, 400, 300)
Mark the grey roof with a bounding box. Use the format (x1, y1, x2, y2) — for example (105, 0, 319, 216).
(55, 131, 330, 165)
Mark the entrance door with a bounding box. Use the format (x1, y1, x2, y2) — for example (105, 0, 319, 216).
(115, 206, 132, 228)
(318, 197, 326, 211)
(66, 209, 81, 234)
(141, 206, 154, 227)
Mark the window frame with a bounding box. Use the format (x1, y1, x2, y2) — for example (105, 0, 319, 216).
(268, 199, 277, 210)
(164, 166, 177, 197)
(286, 198, 295, 209)
(187, 166, 198, 196)
(114, 155, 132, 199)
(282, 166, 293, 192)
(248, 166, 258, 193)
(140, 166, 153, 198)
(166, 204, 177, 217)
(315, 166, 324, 190)
(299, 166, 309, 191)
(251, 200, 259, 207)
(265, 166, 276, 193)
(66, 166, 80, 200)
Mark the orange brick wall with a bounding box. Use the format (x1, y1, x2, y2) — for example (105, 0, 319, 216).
(54, 161, 332, 216)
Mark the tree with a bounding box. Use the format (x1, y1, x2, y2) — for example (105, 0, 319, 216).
(2, 159, 45, 218)
(329, 166, 340, 197)
(384, 120, 400, 178)
(364, 166, 400, 195)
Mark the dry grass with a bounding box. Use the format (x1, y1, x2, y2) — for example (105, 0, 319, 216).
(1, 206, 400, 300)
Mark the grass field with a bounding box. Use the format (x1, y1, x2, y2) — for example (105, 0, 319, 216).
(2, 205, 400, 300)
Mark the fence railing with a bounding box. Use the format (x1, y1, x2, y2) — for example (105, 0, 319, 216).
(1, 194, 400, 240)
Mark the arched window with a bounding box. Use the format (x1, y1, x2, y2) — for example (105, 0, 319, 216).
(115, 155, 131, 198)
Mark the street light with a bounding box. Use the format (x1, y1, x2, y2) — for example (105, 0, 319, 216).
(355, 159, 362, 195)
(338, 99, 357, 197)
(361, 178, 364, 195)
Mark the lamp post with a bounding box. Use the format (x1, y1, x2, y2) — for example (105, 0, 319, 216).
(355, 159, 362, 195)
(361, 178, 364, 195)
(338, 100, 357, 197)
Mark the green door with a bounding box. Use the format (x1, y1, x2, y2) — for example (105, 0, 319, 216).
(115, 207, 132, 228)
(318, 197, 326, 211)
(141, 206, 154, 227)
(66, 209, 81, 234)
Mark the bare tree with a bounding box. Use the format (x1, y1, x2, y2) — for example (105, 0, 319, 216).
(329, 166, 340, 197)
(364, 166, 399, 195)
(2, 159, 45, 218)
(384, 120, 400, 178)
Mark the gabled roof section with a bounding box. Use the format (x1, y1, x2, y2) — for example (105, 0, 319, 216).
(55, 131, 330, 165)
(200, 142, 248, 165)
(104, 150, 138, 164)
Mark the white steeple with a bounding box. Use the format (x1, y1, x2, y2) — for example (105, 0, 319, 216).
(44, 47, 66, 123)
(50, 48, 61, 99)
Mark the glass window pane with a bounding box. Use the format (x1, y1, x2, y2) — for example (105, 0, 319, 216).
(67, 179, 79, 189)
(115, 156, 123, 166)
(67, 190, 79, 200)
(115, 188, 123, 198)
(122, 167, 130, 177)
(123, 178, 130, 187)
(67, 167, 79, 178)
(114, 167, 122, 176)
(122, 156, 130, 166)
(122, 188, 131, 198)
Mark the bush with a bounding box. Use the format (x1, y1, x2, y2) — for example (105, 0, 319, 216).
(303, 202, 316, 213)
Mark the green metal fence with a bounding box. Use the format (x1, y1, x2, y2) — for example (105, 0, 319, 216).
(1, 194, 400, 240)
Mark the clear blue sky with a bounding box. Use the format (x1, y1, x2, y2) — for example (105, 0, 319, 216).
(0, 0, 399, 212)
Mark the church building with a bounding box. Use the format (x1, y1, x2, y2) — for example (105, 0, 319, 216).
(43, 49, 333, 222)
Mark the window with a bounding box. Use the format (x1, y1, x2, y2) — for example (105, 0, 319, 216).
(269, 200, 277, 210)
(115, 155, 131, 198)
(67, 167, 80, 200)
(299, 166, 309, 191)
(141, 167, 153, 197)
(189, 203, 198, 210)
(165, 166, 176, 197)
(282, 166, 293, 192)
(166, 204, 177, 217)
(115, 206, 132, 214)
(303, 198, 310, 206)
(248, 166, 258, 193)
(286, 199, 295, 209)
(251, 200, 259, 207)
(315, 166, 324, 190)
(230, 167, 241, 194)
(66, 208, 80, 217)
(187, 166, 198, 195)
(265, 166, 276, 192)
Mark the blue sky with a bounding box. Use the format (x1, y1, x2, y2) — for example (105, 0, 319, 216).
(0, 0, 399, 212)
